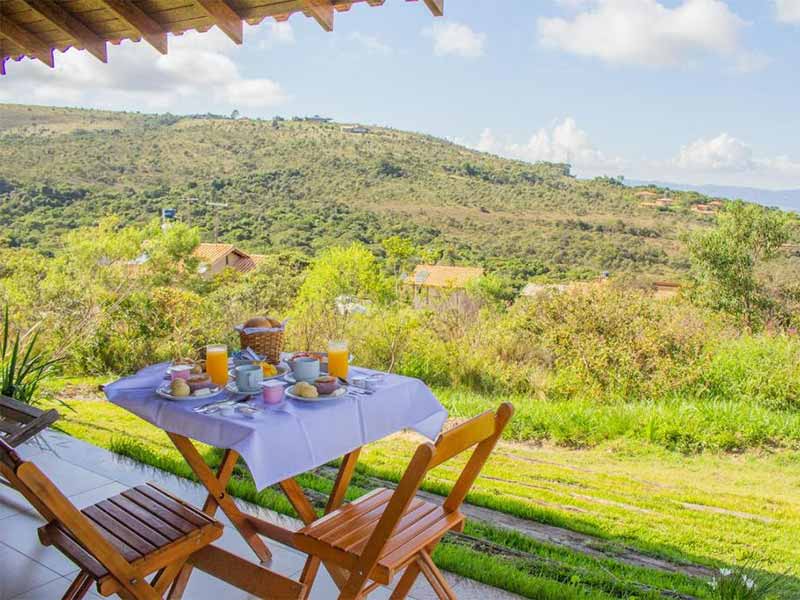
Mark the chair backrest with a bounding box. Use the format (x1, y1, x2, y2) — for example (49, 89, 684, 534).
(0, 438, 162, 599)
(352, 403, 514, 577)
(0, 395, 59, 448)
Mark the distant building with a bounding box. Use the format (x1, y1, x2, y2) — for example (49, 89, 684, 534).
(652, 281, 681, 299)
(634, 190, 659, 198)
(404, 264, 484, 306)
(343, 125, 370, 134)
(305, 115, 332, 123)
(692, 204, 718, 215)
(640, 196, 674, 208)
(192, 243, 266, 276)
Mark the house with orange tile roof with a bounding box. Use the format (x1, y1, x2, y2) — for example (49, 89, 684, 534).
(192, 243, 267, 276)
(403, 264, 484, 305)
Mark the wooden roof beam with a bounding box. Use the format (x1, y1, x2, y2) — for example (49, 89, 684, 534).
(19, 0, 108, 63)
(420, 0, 444, 17)
(304, 1, 334, 32)
(96, 0, 168, 54)
(0, 12, 54, 67)
(193, 0, 243, 45)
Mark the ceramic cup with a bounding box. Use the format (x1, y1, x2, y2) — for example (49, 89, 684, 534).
(260, 380, 285, 405)
(168, 365, 192, 380)
(292, 357, 320, 383)
(235, 364, 263, 392)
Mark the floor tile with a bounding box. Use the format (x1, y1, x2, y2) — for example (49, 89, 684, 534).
(0, 510, 77, 576)
(0, 484, 29, 520)
(9, 576, 103, 599)
(178, 569, 250, 600)
(298, 568, 396, 600)
(25, 453, 112, 498)
(0, 543, 61, 600)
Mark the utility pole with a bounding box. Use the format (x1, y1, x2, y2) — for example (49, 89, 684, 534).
(207, 201, 228, 242)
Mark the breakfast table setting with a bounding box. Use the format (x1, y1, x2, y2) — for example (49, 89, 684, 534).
(102, 316, 449, 599)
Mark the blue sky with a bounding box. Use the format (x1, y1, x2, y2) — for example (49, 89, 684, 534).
(3, 0, 799, 188)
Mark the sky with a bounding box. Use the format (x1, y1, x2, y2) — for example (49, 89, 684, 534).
(3, 0, 800, 189)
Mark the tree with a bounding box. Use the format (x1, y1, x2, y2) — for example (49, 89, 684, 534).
(382, 236, 416, 277)
(688, 202, 792, 328)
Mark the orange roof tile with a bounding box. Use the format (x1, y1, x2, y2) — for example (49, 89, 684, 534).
(405, 264, 484, 288)
(192, 243, 237, 264)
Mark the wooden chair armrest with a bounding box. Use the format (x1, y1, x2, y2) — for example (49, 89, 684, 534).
(5, 409, 59, 447)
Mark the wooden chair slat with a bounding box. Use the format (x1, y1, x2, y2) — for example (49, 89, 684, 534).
(107, 495, 184, 542)
(134, 485, 211, 527)
(39, 523, 109, 580)
(336, 498, 429, 552)
(364, 504, 446, 558)
(0, 419, 24, 435)
(303, 488, 392, 539)
(321, 496, 425, 548)
(5, 410, 59, 447)
(121, 489, 197, 534)
(83, 505, 150, 560)
(377, 511, 463, 571)
(428, 410, 497, 470)
(0, 395, 43, 421)
(95, 499, 172, 548)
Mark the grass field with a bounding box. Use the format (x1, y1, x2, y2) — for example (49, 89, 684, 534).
(39, 378, 800, 599)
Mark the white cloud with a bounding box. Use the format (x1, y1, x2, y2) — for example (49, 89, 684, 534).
(775, 0, 800, 23)
(469, 118, 624, 174)
(423, 22, 486, 58)
(676, 133, 754, 171)
(538, 0, 760, 70)
(349, 32, 393, 55)
(257, 21, 295, 49)
(0, 28, 288, 114)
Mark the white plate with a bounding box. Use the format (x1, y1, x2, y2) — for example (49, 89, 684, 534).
(285, 385, 347, 403)
(225, 381, 263, 396)
(156, 384, 223, 401)
(283, 371, 331, 384)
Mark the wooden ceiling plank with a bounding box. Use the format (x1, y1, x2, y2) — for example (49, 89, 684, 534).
(193, 0, 243, 44)
(421, 0, 443, 17)
(96, 0, 168, 54)
(20, 0, 108, 62)
(0, 12, 54, 66)
(304, 0, 333, 31)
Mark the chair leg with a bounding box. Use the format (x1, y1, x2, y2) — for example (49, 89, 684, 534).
(337, 570, 369, 600)
(298, 556, 322, 600)
(62, 571, 93, 600)
(417, 552, 456, 600)
(389, 562, 422, 600)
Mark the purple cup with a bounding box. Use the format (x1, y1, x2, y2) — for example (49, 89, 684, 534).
(168, 365, 192, 381)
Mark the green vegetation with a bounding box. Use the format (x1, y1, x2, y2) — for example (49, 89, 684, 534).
(4, 103, 800, 598)
(0, 103, 752, 286)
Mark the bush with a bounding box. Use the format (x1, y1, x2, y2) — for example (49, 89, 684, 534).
(702, 335, 800, 410)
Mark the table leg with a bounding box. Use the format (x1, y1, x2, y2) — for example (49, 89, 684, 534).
(286, 449, 362, 596)
(166, 434, 271, 599)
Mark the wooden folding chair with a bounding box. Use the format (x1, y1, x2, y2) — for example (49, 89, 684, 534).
(293, 402, 514, 600)
(0, 394, 59, 449)
(0, 437, 224, 600)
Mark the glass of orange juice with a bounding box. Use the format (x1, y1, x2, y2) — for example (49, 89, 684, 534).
(206, 344, 229, 386)
(327, 341, 349, 380)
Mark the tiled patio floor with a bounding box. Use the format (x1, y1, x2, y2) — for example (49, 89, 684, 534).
(0, 431, 521, 600)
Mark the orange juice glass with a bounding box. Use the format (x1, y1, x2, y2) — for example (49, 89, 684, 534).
(206, 344, 229, 386)
(327, 341, 349, 379)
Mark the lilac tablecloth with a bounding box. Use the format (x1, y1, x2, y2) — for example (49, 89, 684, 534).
(104, 363, 447, 490)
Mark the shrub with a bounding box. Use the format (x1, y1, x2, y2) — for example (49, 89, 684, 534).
(702, 335, 800, 410)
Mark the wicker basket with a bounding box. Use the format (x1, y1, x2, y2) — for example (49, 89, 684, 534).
(238, 317, 284, 364)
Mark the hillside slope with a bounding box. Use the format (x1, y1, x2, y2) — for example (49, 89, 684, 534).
(0, 103, 724, 280)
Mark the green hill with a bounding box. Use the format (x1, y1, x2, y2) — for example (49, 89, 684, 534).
(0, 103, 723, 281)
